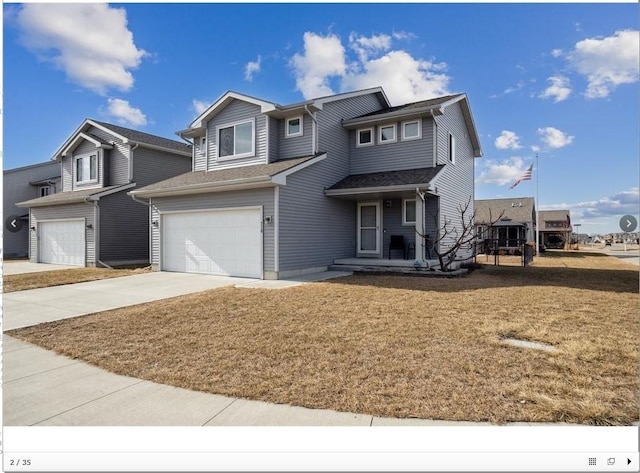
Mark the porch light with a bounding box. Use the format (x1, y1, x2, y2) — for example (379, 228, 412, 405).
(86, 223, 93, 229)
(152, 220, 159, 227)
(30, 226, 36, 231)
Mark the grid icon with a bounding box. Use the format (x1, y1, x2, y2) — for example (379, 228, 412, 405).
(588, 458, 597, 466)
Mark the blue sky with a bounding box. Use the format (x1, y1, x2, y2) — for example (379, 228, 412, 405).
(3, 2, 639, 234)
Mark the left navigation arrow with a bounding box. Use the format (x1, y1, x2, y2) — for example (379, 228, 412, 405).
(5, 215, 24, 233)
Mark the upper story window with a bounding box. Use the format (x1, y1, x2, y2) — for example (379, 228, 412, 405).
(403, 199, 416, 225)
(75, 154, 97, 183)
(217, 119, 255, 160)
(448, 133, 456, 163)
(402, 119, 421, 141)
(379, 124, 397, 144)
(286, 116, 303, 138)
(39, 186, 51, 197)
(356, 127, 374, 147)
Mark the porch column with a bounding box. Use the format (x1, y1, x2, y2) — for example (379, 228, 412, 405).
(415, 191, 425, 261)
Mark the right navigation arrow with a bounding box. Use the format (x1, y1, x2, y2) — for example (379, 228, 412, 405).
(628, 458, 631, 465)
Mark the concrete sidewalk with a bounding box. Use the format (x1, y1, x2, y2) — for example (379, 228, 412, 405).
(2, 270, 353, 331)
(5, 335, 554, 427)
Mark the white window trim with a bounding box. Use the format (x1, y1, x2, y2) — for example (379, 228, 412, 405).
(378, 124, 397, 144)
(402, 199, 417, 226)
(356, 127, 374, 148)
(401, 119, 422, 141)
(285, 115, 303, 138)
(216, 118, 256, 161)
(448, 133, 456, 164)
(74, 153, 98, 184)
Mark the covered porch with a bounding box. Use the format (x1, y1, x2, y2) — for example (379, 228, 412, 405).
(325, 166, 445, 265)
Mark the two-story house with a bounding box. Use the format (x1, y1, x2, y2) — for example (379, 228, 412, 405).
(4, 162, 61, 258)
(18, 119, 192, 267)
(539, 209, 572, 249)
(129, 87, 482, 279)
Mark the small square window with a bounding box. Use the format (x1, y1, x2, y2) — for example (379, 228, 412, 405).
(402, 120, 421, 140)
(356, 128, 374, 147)
(403, 199, 416, 225)
(379, 124, 396, 144)
(286, 116, 303, 138)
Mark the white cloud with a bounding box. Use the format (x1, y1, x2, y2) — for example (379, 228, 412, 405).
(476, 157, 530, 186)
(539, 75, 572, 102)
(290, 32, 347, 99)
(16, 4, 147, 95)
(541, 188, 639, 222)
(531, 145, 541, 153)
(106, 98, 147, 127)
(567, 29, 640, 98)
(551, 49, 563, 58)
(290, 30, 451, 104)
(244, 55, 262, 82)
(494, 130, 522, 150)
(537, 127, 574, 149)
(192, 99, 209, 116)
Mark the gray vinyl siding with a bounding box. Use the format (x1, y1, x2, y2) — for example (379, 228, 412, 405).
(132, 146, 191, 187)
(279, 162, 355, 271)
(433, 102, 476, 260)
(3, 162, 60, 258)
(194, 137, 207, 171)
(149, 188, 275, 271)
(99, 190, 149, 264)
(277, 114, 313, 160)
(349, 117, 435, 174)
(381, 199, 417, 259)
(29, 203, 95, 265)
(267, 117, 279, 162)
(87, 125, 130, 186)
(278, 94, 384, 271)
(203, 100, 267, 171)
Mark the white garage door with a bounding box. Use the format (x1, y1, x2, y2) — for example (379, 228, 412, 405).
(39, 220, 85, 266)
(162, 208, 262, 278)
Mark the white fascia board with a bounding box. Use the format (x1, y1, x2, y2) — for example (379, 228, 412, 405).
(314, 87, 388, 107)
(190, 91, 277, 128)
(51, 119, 93, 160)
(270, 154, 327, 185)
(130, 175, 273, 198)
(86, 119, 129, 144)
(129, 141, 192, 157)
(61, 132, 113, 157)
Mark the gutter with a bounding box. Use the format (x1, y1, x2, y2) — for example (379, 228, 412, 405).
(129, 143, 139, 182)
(130, 175, 272, 199)
(304, 104, 319, 154)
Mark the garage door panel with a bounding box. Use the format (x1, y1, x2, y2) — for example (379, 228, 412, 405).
(162, 208, 262, 278)
(39, 220, 85, 266)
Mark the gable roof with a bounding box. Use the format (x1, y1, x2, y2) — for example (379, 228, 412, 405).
(475, 198, 536, 225)
(52, 119, 191, 160)
(341, 93, 482, 158)
(18, 183, 135, 208)
(130, 154, 326, 198)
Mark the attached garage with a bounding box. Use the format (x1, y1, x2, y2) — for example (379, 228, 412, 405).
(38, 219, 86, 266)
(161, 207, 263, 278)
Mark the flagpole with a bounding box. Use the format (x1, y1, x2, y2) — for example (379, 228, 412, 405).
(536, 153, 540, 257)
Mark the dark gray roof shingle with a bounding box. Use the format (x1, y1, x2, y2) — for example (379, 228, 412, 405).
(474, 198, 535, 224)
(18, 184, 130, 207)
(328, 165, 445, 190)
(353, 94, 462, 119)
(92, 121, 191, 154)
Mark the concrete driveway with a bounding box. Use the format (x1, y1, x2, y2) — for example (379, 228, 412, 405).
(3, 272, 258, 330)
(3, 261, 78, 275)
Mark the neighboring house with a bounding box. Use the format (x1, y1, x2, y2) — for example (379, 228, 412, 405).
(17, 120, 192, 267)
(3, 162, 61, 258)
(129, 87, 482, 279)
(475, 197, 536, 251)
(539, 210, 572, 249)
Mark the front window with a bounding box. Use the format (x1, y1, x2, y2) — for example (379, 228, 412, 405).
(218, 119, 255, 160)
(403, 199, 416, 225)
(379, 124, 397, 144)
(402, 120, 421, 140)
(39, 186, 50, 197)
(448, 133, 456, 163)
(75, 154, 97, 183)
(357, 128, 374, 147)
(286, 116, 303, 138)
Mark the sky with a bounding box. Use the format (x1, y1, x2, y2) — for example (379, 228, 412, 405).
(2, 2, 639, 235)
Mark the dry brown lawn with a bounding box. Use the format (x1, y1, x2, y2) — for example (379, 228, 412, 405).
(3, 267, 149, 293)
(9, 252, 639, 425)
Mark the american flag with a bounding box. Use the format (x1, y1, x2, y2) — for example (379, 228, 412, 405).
(510, 164, 533, 189)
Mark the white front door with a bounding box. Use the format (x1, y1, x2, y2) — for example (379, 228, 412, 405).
(357, 202, 380, 255)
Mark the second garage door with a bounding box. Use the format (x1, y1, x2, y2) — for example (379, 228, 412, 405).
(39, 219, 86, 266)
(162, 208, 262, 278)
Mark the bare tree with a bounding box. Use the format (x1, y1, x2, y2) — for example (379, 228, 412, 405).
(417, 197, 504, 271)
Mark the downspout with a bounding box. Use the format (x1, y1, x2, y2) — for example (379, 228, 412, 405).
(304, 104, 319, 155)
(430, 110, 439, 166)
(129, 143, 139, 182)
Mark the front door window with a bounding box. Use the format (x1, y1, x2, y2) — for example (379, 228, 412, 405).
(358, 202, 379, 254)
